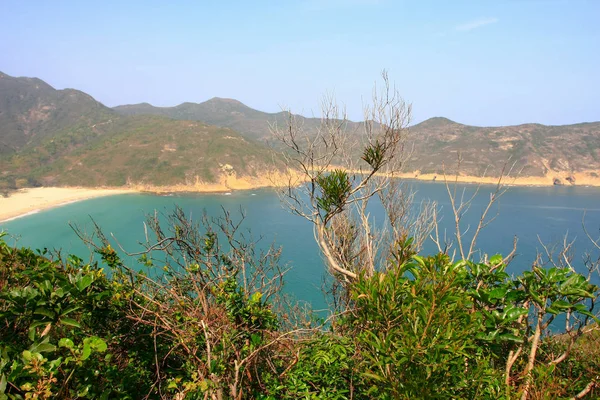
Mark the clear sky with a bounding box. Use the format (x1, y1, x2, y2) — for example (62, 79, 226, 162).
(1, 0, 598, 126)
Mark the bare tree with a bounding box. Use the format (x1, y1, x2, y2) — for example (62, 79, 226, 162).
(270, 71, 436, 289)
(428, 154, 519, 265)
(71, 208, 312, 400)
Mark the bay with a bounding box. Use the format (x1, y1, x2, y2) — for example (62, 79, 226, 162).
(2, 182, 600, 311)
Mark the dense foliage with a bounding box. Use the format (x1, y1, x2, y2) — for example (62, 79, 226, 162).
(1, 213, 598, 399)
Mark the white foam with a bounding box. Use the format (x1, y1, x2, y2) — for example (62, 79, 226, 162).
(0, 209, 41, 223)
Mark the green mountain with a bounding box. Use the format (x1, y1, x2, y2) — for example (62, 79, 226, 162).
(407, 117, 600, 178)
(115, 99, 600, 180)
(114, 98, 360, 141)
(0, 71, 114, 154)
(2, 71, 599, 192)
(0, 73, 283, 192)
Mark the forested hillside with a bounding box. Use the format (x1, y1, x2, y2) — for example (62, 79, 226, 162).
(407, 117, 600, 178)
(0, 71, 113, 154)
(0, 73, 283, 192)
(2, 71, 600, 193)
(115, 97, 600, 180)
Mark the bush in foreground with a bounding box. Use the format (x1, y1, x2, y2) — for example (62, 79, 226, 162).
(0, 214, 598, 399)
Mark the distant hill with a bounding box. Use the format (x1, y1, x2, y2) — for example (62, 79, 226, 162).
(2, 115, 284, 188)
(114, 98, 600, 180)
(407, 117, 600, 178)
(0, 71, 114, 154)
(114, 98, 368, 142)
(0, 73, 284, 192)
(1, 71, 599, 192)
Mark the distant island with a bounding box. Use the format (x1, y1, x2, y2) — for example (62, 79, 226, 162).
(1, 71, 600, 196)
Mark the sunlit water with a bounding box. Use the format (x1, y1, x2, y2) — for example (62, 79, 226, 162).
(2, 182, 600, 311)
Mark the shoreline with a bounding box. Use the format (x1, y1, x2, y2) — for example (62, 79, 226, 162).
(332, 169, 600, 188)
(0, 170, 297, 224)
(0, 188, 137, 224)
(1, 170, 599, 224)
(392, 171, 600, 188)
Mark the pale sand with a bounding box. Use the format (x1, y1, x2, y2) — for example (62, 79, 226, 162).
(1, 168, 597, 224)
(0, 170, 301, 223)
(393, 170, 600, 187)
(0, 187, 136, 223)
(332, 168, 600, 188)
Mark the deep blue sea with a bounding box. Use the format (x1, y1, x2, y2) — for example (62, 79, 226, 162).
(2, 182, 599, 310)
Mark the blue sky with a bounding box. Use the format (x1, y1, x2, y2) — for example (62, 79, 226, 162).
(1, 0, 598, 126)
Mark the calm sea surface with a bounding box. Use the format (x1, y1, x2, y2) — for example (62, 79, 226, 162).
(2, 182, 600, 310)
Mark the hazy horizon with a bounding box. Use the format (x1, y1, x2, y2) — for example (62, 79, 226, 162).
(1, 0, 599, 126)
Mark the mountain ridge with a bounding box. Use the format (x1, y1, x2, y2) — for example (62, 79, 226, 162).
(114, 97, 315, 141)
(114, 99, 600, 135)
(113, 97, 600, 179)
(1, 71, 600, 191)
(0, 72, 285, 192)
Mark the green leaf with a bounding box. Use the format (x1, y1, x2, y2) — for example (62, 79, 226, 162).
(77, 384, 91, 397)
(487, 287, 507, 301)
(58, 338, 75, 349)
(199, 380, 209, 391)
(497, 333, 523, 343)
(250, 292, 262, 304)
(77, 275, 94, 291)
(577, 310, 600, 322)
(546, 306, 559, 315)
(550, 300, 571, 310)
(167, 380, 178, 390)
(250, 333, 262, 346)
(362, 372, 385, 382)
(33, 307, 55, 319)
(61, 305, 80, 316)
(60, 318, 81, 328)
(489, 254, 503, 265)
(81, 343, 92, 360)
(90, 337, 107, 352)
(29, 342, 56, 353)
(48, 357, 63, 369)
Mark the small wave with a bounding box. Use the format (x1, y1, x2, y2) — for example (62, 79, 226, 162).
(1, 209, 41, 223)
(504, 204, 600, 212)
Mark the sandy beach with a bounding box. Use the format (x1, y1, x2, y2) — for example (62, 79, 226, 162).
(330, 168, 600, 188)
(0, 187, 135, 223)
(0, 170, 300, 223)
(1, 169, 598, 224)
(393, 170, 600, 187)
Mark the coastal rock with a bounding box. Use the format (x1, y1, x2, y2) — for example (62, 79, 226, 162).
(565, 175, 576, 184)
(553, 178, 563, 186)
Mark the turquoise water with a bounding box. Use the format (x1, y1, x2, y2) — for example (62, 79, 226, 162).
(2, 182, 600, 310)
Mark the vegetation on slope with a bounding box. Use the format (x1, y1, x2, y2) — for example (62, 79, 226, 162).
(3, 71, 600, 192)
(114, 99, 600, 179)
(1, 211, 598, 399)
(0, 71, 113, 155)
(2, 115, 283, 188)
(114, 97, 330, 142)
(0, 73, 284, 192)
(1, 73, 600, 398)
(408, 117, 600, 177)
